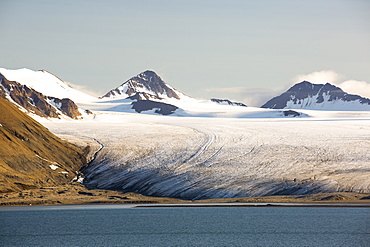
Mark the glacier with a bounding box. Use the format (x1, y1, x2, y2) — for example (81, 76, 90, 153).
(41, 112, 370, 200)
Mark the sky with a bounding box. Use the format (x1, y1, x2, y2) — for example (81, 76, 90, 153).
(1, 0, 369, 106)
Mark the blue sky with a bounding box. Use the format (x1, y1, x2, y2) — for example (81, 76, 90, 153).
(1, 0, 369, 106)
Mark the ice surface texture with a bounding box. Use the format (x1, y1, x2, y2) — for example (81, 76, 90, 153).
(44, 115, 370, 200)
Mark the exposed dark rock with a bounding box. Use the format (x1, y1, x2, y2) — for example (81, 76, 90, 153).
(129, 92, 163, 101)
(320, 195, 348, 201)
(131, 100, 178, 115)
(211, 98, 247, 107)
(48, 97, 81, 119)
(78, 191, 94, 196)
(0, 74, 59, 118)
(0, 73, 81, 119)
(102, 70, 181, 99)
(282, 110, 301, 117)
(261, 81, 370, 109)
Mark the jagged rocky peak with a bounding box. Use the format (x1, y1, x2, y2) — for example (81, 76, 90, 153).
(261, 81, 370, 110)
(287, 81, 343, 97)
(102, 70, 181, 99)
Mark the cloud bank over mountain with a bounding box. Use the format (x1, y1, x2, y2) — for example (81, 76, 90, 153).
(203, 70, 370, 107)
(293, 70, 370, 99)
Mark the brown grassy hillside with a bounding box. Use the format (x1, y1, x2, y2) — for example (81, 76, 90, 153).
(0, 97, 87, 192)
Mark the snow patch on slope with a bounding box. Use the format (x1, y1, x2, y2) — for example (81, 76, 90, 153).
(286, 94, 370, 111)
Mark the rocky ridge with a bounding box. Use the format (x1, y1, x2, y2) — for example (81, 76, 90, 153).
(0, 73, 82, 119)
(211, 98, 247, 107)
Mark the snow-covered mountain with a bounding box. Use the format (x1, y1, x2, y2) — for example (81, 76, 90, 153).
(0, 68, 96, 104)
(100, 70, 194, 115)
(100, 70, 279, 117)
(261, 81, 370, 110)
(102, 70, 185, 100)
(0, 72, 84, 119)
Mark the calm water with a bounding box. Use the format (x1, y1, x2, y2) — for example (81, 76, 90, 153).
(0, 205, 369, 246)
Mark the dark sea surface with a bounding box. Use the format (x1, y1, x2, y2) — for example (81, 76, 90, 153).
(0, 205, 369, 246)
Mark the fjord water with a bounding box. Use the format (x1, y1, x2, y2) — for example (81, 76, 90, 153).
(1, 206, 369, 246)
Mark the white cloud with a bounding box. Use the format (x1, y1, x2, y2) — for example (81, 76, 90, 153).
(292, 70, 344, 84)
(337, 80, 370, 99)
(292, 70, 370, 99)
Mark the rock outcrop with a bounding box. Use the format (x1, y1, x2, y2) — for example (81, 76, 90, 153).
(0, 73, 81, 119)
(211, 98, 247, 107)
(131, 100, 178, 115)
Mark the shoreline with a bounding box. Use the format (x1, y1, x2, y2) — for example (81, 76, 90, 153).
(1, 183, 370, 208)
(136, 202, 370, 208)
(1, 202, 370, 211)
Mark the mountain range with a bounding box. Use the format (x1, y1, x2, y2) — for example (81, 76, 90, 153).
(1, 68, 370, 120)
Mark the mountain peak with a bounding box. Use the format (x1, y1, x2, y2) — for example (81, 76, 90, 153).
(141, 70, 157, 75)
(261, 81, 370, 110)
(137, 70, 160, 81)
(287, 81, 312, 92)
(102, 70, 182, 100)
(287, 81, 345, 98)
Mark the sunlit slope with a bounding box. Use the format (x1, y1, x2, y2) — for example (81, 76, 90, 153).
(0, 97, 87, 192)
(44, 114, 370, 200)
